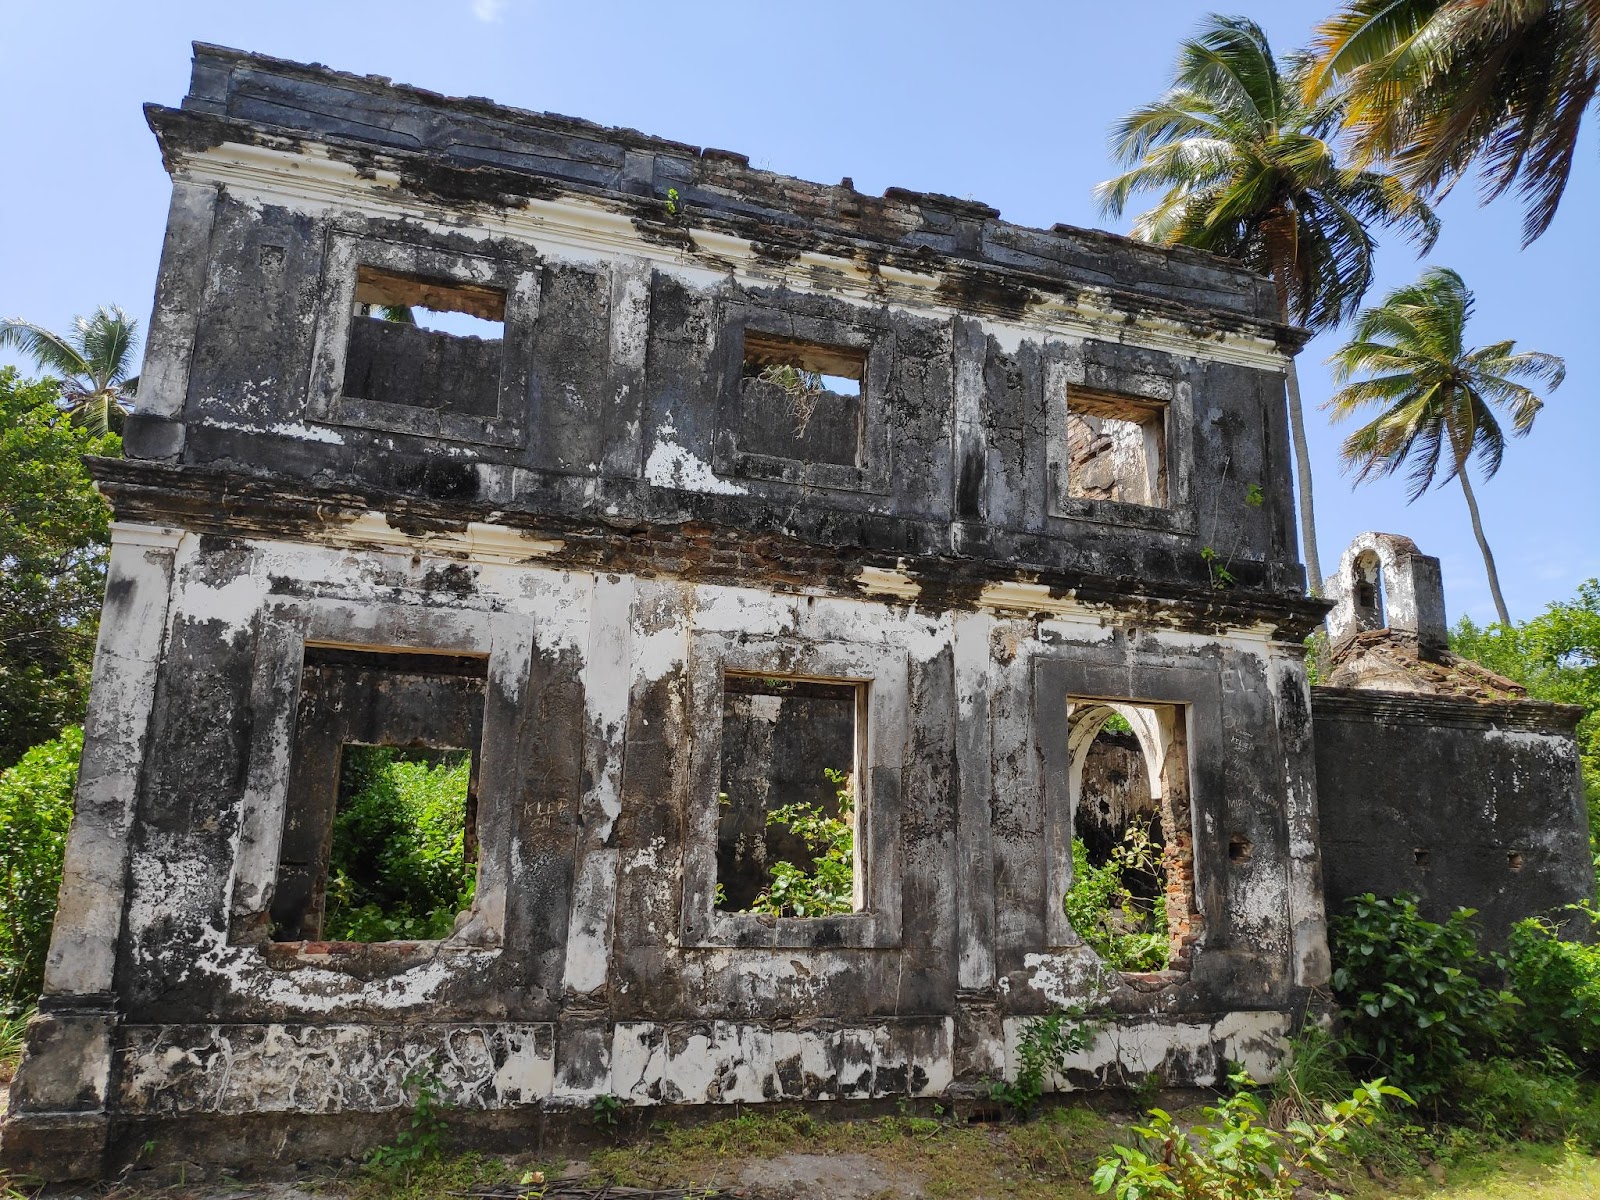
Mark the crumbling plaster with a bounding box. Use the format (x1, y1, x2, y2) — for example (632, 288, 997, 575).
(1, 43, 1379, 1180)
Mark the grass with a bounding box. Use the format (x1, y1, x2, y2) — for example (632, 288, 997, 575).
(0, 1008, 30, 1126)
(2, 1096, 1598, 1199)
(332, 1102, 1600, 1200)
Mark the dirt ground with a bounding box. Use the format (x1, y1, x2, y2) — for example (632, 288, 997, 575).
(9, 1103, 1599, 1200)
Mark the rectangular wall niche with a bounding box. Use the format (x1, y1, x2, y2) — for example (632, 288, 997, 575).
(738, 332, 866, 469)
(270, 646, 487, 943)
(1065, 390, 1168, 508)
(716, 674, 863, 916)
(343, 266, 506, 417)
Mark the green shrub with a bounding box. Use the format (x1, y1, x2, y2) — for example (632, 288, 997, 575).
(1329, 893, 1513, 1101)
(991, 1008, 1099, 1118)
(323, 747, 475, 942)
(1449, 1055, 1600, 1146)
(1505, 909, 1600, 1068)
(1065, 824, 1168, 972)
(1092, 1073, 1406, 1199)
(0, 726, 81, 1009)
(747, 767, 854, 918)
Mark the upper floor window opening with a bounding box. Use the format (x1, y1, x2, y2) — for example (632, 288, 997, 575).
(344, 265, 506, 417)
(738, 332, 867, 469)
(1065, 388, 1169, 509)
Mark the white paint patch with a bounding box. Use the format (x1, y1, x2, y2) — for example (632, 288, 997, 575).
(1021, 951, 1118, 1007)
(198, 416, 346, 444)
(644, 424, 746, 495)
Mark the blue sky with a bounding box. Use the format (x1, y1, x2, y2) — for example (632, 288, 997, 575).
(3, 0, 1594, 624)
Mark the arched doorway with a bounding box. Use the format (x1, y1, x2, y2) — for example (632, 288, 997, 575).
(1064, 701, 1199, 973)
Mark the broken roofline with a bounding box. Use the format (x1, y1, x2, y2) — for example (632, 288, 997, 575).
(157, 43, 1305, 350)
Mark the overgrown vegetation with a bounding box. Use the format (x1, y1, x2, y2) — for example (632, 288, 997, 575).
(1065, 822, 1168, 972)
(0, 726, 80, 1010)
(323, 1103, 1600, 1200)
(1330, 893, 1514, 1102)
(992, 1009, 1100, 1118)
(1505, 906, 1600, 1068)
(1094, 1073, 1406, 1199)
(363, 1069, 452, 1179)
(0, 371, 117, 771)
(1324, 892, 1600, 1160)
(323, 746, 476, 942)
(746, 766, 855, 918)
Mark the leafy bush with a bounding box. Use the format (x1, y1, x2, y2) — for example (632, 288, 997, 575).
(1092, 1073, 1406, 1199)
(364, 1069, 451, 1178)
(0, 726, 81, 1008)
(1450, 1054, 1600, 1146)
(1329, 893, 1513, 1101)
(323, 747, 475, 942)
(991, 1008, 1099, 1118)
(748, 767, 854, 918)
(1065, 822, 1168, 972)
(1505, 908, 1600, 1068)
(0, 372, 118, 770)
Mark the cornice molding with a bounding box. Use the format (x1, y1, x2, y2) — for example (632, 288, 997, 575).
(88, 457, 1330, 642)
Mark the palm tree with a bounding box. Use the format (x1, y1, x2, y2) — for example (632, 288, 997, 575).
(1327, 266, 1563, 625)
(0, 306, 140, 435)
(1305, 0, 1599, 245)
(1096, 15, 1440, 595)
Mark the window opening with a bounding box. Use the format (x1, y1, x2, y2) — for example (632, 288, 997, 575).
(715, 674, 863, 917)
(1064, 701, 1196, 972)
(270, 647, 486, 943)
(739, 332, 866, 468)
(323, 744, 476, 942)
(1351, 550, 1387, 630)
(1065, 390, 1168, 507)
(344, 265, 505, 416)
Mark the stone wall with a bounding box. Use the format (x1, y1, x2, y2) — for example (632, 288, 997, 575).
(1313, 688, 1593, 945)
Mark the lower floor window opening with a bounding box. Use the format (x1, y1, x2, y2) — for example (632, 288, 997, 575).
(1065, 700, 1197, 973)
(269, 646, 487, 944)
(715, 674, 864, 918)
(322, 743, 477, 942)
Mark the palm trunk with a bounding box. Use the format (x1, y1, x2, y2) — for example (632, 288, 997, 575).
(1456, 460, 1511, 627)
(1264, 209, 1322, 598)
(1283, 357, 1322, 596)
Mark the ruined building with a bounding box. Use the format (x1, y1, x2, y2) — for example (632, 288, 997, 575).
(4, 46, 1591, 1180)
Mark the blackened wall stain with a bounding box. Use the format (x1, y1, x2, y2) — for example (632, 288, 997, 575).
(4, 42, 1591, 1185)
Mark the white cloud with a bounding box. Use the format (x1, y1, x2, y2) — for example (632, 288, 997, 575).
(471, 0, 508, 21)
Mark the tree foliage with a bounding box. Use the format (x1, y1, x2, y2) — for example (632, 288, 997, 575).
(746, 767, 856, 919)
(0, 307, 140, 436)
(0, 369, 118, 769)
(0, 726, 81, 1010)
(322, 746, 476, 942)
(1095, 14, 1439, 593)
(1065, 825, 1169, 972)
(1306, 0, 1600, 244)
(1096, 15, 1439, 332)
(1327, 266, 1562, 625)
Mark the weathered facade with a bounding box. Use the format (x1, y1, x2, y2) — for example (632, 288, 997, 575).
(2, 46, 1588, 1181)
